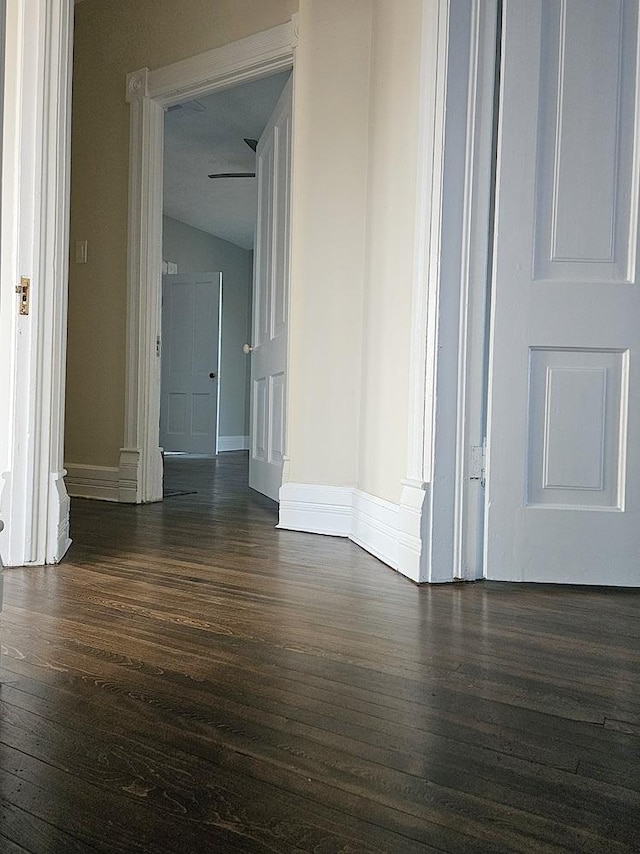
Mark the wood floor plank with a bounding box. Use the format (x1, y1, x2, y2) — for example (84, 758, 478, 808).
(0, 833, 35, 854)
(0, 797, 108, 854)
(4, 606, 635, 787)
(2, 679, 638, 851)
(1, 452, 639, 853)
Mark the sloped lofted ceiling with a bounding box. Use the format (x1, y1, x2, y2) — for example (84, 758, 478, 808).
(163, 71, 290, 251)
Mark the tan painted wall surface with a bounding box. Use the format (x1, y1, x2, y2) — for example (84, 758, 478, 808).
(65, 0, 297, 467)
(67, 0, 424, 508)
(286, 0, 372, 488)
(358, 0, 423, 502)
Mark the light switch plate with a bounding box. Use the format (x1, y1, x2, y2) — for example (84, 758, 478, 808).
(75, 240, 88, 264)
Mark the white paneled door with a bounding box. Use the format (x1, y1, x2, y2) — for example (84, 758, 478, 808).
(160, 273, 221, 455)
(249, 78, 292, 501)
(485, 1, 640, 584)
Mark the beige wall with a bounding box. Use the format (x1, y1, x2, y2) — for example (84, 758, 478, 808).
(65, 0, 297, 467)
(358, 0, 423, 502)
(287, 0, 423, 503)
(286, 0, 373, 488)
(67, 0, 424, 508)
(162, 216, 252, 439)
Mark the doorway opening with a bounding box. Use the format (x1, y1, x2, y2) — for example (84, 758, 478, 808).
(160, 72, 288, 466)
(117, 24, 296, 509)
(158, 70, 292, 502)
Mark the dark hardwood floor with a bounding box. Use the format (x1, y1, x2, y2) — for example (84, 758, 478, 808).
(1, 452, 639, 853)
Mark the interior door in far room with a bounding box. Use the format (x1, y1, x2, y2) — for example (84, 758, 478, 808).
(485, 0, 640, 585)
(249, 78, 292, 501)
(160, 273, 222, 455)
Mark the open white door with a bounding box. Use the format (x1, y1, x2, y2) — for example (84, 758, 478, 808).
(248, 77, 292, 501)
(160, 273, 221, 455)
(485, 1, 640, 585)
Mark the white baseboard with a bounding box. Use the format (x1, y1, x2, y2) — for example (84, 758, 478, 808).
(398, 479, 429, 583)
(118, 448, 140, 503)
(217, 435, 250, 452)
(351, 490, 399, 569)
(65, 451, 141, 504)
(65, 463, 120, 502)
(64, 465, 427, 581)
(48, 470, 72, 563)
(278, 483, 428, 579)
(278, 484, 352, 536)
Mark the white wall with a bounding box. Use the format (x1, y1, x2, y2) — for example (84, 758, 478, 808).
(358, 0, 423, 503)
(286, 0, 372, 488)
(279, 0, 427, 578)
(286, 0, 423, 505)
(162, 215, 252, 441)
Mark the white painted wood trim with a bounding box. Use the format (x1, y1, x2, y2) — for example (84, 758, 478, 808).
(147, 22, 296, 106)
(406, 0, 450, 487)
(278, 484, 353, 537)
(398, 479, 429, 583)
(401, 0, 452, 582)
(0, 0, 74, 566)
(45, 0, 75, 563)
(218, 436, 250, 452)
(123, 78, 164, 504)
(279, 484, 429, 581)
(118, 449, 140, 503)
(49, 471, 71, 563)
(125, 23, 295, 506)
(454, 0, 498, 580)
(351, 491, 399, 570)
(403, 0, 497, 583)
(65, 464, 120, 502)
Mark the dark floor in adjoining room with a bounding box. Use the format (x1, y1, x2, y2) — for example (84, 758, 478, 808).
(0, 451, 639, 853)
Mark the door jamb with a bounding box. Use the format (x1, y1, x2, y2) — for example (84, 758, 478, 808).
(0, 0, 74, 566)
(123, 19, 297, 503)
(452, 0, 500, 581)
(402, 0, 497, 582)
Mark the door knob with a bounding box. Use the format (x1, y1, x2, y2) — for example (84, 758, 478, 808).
(242, 343, 253, 354)
(209, 372, 216, 379)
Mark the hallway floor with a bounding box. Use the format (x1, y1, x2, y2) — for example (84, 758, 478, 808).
(1, 453, 639, 852)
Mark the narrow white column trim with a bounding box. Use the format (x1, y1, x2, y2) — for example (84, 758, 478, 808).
(0, 0, 74, 566)
(402, 0, 452, 582)
(403, 0, 497, 583)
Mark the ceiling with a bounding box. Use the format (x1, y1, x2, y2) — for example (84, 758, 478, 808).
(163, 71, 290, 251)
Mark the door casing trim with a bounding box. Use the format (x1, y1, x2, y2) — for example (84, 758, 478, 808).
(0, 0, 74, 565)
(123, 19, 297, 502)
(401, 0, 498, 582)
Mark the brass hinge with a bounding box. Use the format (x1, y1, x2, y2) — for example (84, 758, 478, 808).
(15, 277, 30, 315)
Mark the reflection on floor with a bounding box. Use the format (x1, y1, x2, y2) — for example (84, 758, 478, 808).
(0, 451, 639, 852)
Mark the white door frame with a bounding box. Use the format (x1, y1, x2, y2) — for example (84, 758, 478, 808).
(401, 0, 498, 583)
(122, 19, 298, 503)
(0, 0, 74, 566)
